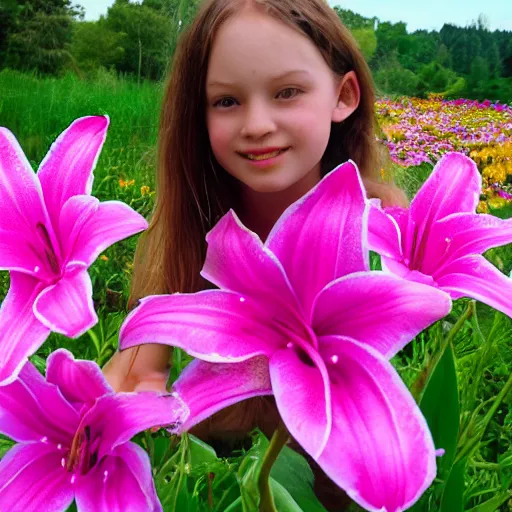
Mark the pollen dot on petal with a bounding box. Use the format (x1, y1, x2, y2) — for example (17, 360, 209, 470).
(103, 470, 109, 482)
(61, 457, 66, 467)
(57, 444, 62, 450)
(331, 355, 339, 364)
(71, 475, 76, 484)
(445, 238, 451, 244)
(286, 342, 293, 349)
(34, 266, 40, 273)
(239, 297, 246, 303)
(40, 436, 48, 443)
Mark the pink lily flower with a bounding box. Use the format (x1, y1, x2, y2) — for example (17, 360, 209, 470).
(0, 117, 148, 385)
(368, 152, 512, 316)
(119, 162, 452, 511)
(0, 349, 187, 511)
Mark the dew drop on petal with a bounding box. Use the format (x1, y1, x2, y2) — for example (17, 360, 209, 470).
(40, 436, 48, 443)
(103, 470, 109, 483)
(239, 297, 246, 303)
(70, 475, 76, 484)
(57, 444, 63, 450)
(286, 342, 293, 349)
(331, 355, 339, 364)
(444, 238, 451, 244)
(61, 457, 66, 468)
(34, 266, 40, 273)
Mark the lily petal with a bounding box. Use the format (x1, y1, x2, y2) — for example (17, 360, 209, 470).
(75, 443, 162, 512)
(172, 357, 273, 433)
(367, 204, 403, 260)
(33, 270, 97, 338)
(59, 196, 148, 268)
(312, 272, 451, 358)
(0, 128, 52, 275)
(46, 349, 112, 409)
(269, 345, 332, 459)
(202, 210, 302, 319)
(119, 291, 286, 362)
(317, 336, 436, 512)
(36, 116, 109, 229)
(427, 213, 512, 276)
(0, 272, 50, 385)
(265, 161, 368, 317)
(79, 391, 188, 459)
(410, 153, 480, 242)
(0, 361, 78, 444)
(0, 442, 74, 512)
(436, 254, 512, 316)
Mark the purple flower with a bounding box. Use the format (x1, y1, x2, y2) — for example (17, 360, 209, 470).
(0, 349, 187, 511)
(0, 117, 148, 385)
(369, 152, 512, 316)
(119, 162, 451, 511)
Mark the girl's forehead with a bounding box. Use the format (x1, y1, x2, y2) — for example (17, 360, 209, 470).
(206, 10, 328, 85)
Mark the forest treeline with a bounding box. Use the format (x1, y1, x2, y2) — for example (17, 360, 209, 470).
(0, 0, 511, 101)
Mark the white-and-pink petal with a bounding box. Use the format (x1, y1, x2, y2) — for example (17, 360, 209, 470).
(317, 336, 436, 512)
(36, 116, 109, 230)
(265, 161, 368, 318)
(33, 270, 97, 338)
(172, 357, 273, 433)
(312, 272, 451, 358)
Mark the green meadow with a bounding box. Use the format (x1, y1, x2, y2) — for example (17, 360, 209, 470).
(0, 68, 511, 511)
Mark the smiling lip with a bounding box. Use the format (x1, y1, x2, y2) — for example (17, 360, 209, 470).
(238, 147, 290, 161)
(239, 147, 288, 155)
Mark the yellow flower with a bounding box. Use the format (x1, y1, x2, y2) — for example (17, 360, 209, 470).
(119, 179, 127, 188)
(100, 255, 109, 261)
(141, 185, 151, 196)
(127, 179, 135, 187)
(477, 200, 489, 214)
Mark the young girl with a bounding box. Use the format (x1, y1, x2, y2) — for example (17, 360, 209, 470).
(103, 0, 406, 508)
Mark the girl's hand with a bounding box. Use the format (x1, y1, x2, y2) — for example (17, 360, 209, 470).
(102, 345, 172, 393)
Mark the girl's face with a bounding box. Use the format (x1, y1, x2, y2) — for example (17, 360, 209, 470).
(206, 8, 358, 195)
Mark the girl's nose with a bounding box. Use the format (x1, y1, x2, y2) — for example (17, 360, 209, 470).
(240, 102, 276, 139)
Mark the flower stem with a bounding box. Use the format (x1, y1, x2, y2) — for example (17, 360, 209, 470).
(258, 421, 290, 512)
(411, 301, 473, 401)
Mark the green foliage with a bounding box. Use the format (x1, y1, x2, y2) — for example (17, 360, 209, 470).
(70, 20, 125, 74)
(350, 28, 377, 62)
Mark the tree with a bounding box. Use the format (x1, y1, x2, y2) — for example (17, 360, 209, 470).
(3, 0, 83, 75)
(71, 20, 125, 73)
(351, 28, 377, 62)
(104, 0, 174, 81)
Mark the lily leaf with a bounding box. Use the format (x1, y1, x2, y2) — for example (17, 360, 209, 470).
(420, 341, 460, 477)
(440, 458, 466, 512)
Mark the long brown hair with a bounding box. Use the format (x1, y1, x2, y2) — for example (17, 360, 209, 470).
(129, 0, 397, 307)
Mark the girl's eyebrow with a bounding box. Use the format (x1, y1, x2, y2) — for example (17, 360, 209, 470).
(207, 69, 312, 89)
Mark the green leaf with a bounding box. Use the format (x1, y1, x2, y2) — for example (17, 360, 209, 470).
(419, 342, 460, 477)
(188, 434, 218, 466)
(237, 431, 327, 512)
(270, 444, 327, 512)
(270, 478, 305, 512)
(440, 458, 466, 512)
(466, 489, 512, 512)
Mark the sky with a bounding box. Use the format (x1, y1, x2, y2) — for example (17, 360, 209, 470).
(80, 0, 512, 33)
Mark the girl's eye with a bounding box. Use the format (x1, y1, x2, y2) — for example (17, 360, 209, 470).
(213, 97, 238, 108)
(277, 88, 301, 100)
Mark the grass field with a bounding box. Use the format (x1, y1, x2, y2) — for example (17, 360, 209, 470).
(0, 68, 511, 511)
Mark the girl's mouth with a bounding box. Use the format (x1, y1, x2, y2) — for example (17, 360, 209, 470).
(240, 148, 290, 161)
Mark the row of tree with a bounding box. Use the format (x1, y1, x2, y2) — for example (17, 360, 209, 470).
(334, 8, 512, 102)
(1, 0, 511, 101)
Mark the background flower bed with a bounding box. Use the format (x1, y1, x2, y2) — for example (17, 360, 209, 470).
(0, 69, 511, 511)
